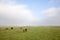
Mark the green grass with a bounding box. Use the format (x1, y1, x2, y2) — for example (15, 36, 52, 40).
(0, 26, 60, 40)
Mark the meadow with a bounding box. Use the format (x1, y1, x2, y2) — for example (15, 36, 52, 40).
(0, 26, 60, 40)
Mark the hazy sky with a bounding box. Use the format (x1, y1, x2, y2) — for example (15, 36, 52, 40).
(0, 0, 60, 26)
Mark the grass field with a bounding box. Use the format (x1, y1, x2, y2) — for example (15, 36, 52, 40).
(0, 26, 60, 40)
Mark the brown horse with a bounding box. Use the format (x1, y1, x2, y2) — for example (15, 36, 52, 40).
(23, 28, 27, 32)
(11, 27, 13, 30)
(5, 28, 8, 30)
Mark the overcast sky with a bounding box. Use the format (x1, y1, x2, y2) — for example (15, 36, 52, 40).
(0, 0, 60, 26)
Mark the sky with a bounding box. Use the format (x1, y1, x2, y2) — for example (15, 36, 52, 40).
(0, 0, 60, 26)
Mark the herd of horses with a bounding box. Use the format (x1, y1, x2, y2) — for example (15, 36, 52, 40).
(5, 27, 27, 32)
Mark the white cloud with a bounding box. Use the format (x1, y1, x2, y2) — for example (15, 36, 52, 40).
(40, 7, 60, 26)
(0, 4, 34, 21)
(0, 0, 37, 26)
(0, 0, 16, 4)
(41, 7, 60, 17)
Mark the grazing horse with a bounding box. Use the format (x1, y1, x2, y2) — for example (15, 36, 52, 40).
(5, 28, 8, 30)
(23, 28, 27, 32)
(11, 27, 13, 30)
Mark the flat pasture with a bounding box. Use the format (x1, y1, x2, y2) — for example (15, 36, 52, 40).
(0, 26, 60, 40)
